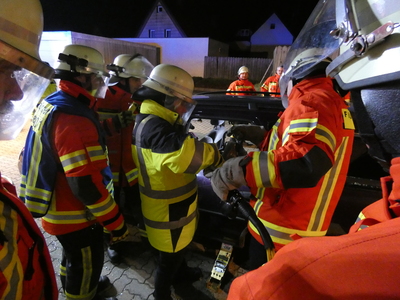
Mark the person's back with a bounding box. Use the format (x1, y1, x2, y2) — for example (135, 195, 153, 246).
(20, 44, 128, 300)
(227, 216, 400, 300)
(95, 54, 154, 263)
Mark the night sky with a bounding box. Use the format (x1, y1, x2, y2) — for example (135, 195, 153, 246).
(39, 0, 319, 42)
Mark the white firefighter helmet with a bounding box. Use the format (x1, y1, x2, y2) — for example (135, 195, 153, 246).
(326, 0, 400, 91)
(0, 0, 54, 140)
(55, 44, 109, 77)
(55, 44, 109, 98)
(143, 64, 194, 102)
(108, 54, 154, 85)
(279, 0, 339, 108)
(323, 0, 400, 168)
(143, 64, 196, 125)
(238, 66, 249, 75)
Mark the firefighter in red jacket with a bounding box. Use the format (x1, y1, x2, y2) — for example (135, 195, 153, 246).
(226, 0, 400, 298)
(260, 65, 283, 97)
(95, 54, 154, 263)
(227, 66, 256, 95)
(211, 1, 355, 269)
(0, 0, 58, 299)
(20, 44, 129, 300)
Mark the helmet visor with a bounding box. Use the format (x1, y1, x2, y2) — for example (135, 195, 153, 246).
(0, 64, 50, 139)
(164, 95, 197, 126)
(90, 74, 109, 99)
(280, 0, 340, 106)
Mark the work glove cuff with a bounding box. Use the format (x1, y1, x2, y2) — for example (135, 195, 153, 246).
(211, 156, 248, 200)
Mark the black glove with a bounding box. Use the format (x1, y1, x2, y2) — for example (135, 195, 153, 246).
(112, 111, 134, 130)
(211, 156, 247, 200)
(227, 125, 266, 146)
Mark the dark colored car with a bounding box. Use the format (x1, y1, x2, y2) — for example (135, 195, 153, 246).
(189, 92, 386, 254)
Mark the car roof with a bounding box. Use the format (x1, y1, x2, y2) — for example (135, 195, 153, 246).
(192, 93, 284, 130)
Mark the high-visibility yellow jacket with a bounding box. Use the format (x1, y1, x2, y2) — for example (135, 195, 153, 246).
(133, 100, 223, 253)
(246, 77, 355, 250)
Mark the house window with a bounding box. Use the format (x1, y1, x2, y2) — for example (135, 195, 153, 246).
(149, 30, 155, 38)
(270, 23, 276, 29)
(164, 29, 171, 38)
(157, 5, 163, 13)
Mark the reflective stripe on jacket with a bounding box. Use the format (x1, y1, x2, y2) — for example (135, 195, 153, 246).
(350, 157, 400, 232)
(246, 77, 355, 250)
(227, 79, 256, 95)
(133, 100, 223, 253)
(261, 74, 281, 97)
(95, 86, 138, 187)
(20, 81, 125, 236)
(0, 175, 57, 300)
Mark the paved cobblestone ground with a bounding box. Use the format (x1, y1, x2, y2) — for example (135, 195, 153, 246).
(0, 120, 248, 300)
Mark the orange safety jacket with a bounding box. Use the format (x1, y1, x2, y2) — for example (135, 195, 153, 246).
(245, 77, 355, 250)
(227, 79, 256, 95)
(0, 175, 57, 300)
(350, 156, 400, 232)
(227, 158, 400, 300)
(227, 215, 400, 300)
(260, 74, 280, 97)
(95, 85, 139, 187)
(23, 81, 126, 236)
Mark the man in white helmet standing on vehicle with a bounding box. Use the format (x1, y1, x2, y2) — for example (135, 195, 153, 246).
(211, 0, 355, 271)
(0, 0, 58, 299)
(225, 0, 400, 299)
(95, 54, 154, 263)
(131, 64, 224, 300)
(20, 44, 129, 300)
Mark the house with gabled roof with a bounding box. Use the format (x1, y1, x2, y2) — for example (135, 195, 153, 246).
(117, 0, 293, 76)
(137, 1, 186, 38)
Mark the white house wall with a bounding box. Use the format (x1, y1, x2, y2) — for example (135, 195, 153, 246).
(39, 31, 73, 67)
(118, 37, 228, 77)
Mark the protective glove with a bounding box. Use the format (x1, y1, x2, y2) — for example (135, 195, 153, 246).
(227, 125, 266, 146)
(112, 111, 134, 130)
(110, 223, 129, 245)
(211, 156, 247, 200)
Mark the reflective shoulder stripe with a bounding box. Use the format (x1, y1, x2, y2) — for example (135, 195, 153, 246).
(288, 118, 318, 133)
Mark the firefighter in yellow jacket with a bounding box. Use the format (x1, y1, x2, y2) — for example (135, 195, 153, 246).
(131, 64, 223, 300)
